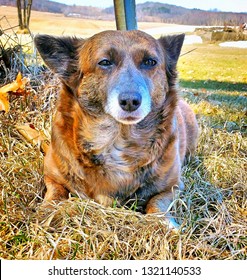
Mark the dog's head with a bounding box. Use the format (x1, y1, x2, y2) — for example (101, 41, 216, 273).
(35, 30, 184, 125)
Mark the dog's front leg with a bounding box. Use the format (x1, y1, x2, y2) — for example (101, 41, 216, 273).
(43, 175, 69, 202)
(145, 186, 181, 229)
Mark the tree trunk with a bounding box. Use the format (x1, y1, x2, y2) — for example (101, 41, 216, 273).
(23, 0, 27, 28)
(27, 0, 33, 27)
(16, 0, 24, 30)
(16, 0, 33, 33)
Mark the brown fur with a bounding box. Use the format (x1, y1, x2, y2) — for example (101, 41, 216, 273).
(35, 30, 198, 227)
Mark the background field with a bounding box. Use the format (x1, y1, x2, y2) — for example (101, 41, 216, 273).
(1, 6, 165, 36)
(0, 7, 247, 260)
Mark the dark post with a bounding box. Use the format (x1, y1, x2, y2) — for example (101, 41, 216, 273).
(113, 0, 137, 30)
(124, 0, 137, 30)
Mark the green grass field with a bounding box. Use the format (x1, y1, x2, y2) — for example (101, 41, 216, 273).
(178, 44, 247, 136)
(0, 41, 246, 260)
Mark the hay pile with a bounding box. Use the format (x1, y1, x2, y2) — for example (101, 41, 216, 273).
(0, 41, 246, 260)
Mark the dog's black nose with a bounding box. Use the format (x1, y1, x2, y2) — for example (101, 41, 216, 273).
(118, 92, 142, 112)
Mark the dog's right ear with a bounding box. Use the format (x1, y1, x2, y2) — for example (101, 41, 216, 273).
(34, 35, 84, 84)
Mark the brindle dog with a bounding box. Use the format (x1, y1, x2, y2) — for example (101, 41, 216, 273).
(35, 30, 198, 228)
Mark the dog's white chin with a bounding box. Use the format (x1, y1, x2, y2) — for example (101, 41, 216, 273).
(117, 117, 143, 125)
(112, 109, 149, 125)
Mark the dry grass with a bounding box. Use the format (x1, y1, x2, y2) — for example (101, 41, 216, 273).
(0, 31, 247, 260)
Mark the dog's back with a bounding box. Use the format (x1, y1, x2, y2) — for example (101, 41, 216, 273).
(177, 99, 198, 158)
(35, 30, 198, 228)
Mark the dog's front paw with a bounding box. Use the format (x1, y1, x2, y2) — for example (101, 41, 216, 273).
(94, 194, 114, 207)
(166, 217, 180, 230)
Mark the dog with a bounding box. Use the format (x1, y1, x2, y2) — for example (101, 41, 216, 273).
(35, 30, 198, 228)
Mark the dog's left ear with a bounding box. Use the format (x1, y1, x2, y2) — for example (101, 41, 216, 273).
(158, 34, 185, 69)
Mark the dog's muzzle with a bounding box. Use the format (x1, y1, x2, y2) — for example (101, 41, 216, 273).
(105, 68, 152, 125)
(106, 88, 151, 125)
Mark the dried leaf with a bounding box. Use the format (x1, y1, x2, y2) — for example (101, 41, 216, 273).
(0, 72, 28, 94)
(0, 92, 10, 113)
(0, 72, 30, 113)
(16, 124, 49, 154)
(0, 80, 19, 95)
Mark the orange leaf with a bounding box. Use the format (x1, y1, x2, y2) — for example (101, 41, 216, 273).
(0, 92, 10, 113)
(16, 72, 22, 84)
(0, 72, 30, 112)
(0, 80, 19, 94)
(0, 72, 29, 95)
(16, 72, 29, 91)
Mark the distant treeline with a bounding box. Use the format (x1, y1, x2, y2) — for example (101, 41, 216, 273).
(1, 0, 67, 13)
(2, 0, 247, 26)
(136, 2, 247, 25)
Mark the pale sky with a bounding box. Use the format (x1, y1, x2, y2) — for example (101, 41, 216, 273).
(57, 0, 247, 13)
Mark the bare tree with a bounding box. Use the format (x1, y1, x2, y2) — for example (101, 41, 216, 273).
(16, 0, 33, 33)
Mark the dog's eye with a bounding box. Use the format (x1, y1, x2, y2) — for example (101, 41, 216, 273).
(98, 59, 113, 67)
(142, 58, 157, 68)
